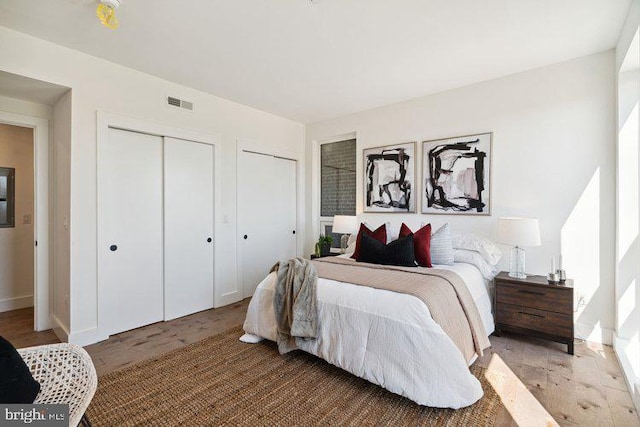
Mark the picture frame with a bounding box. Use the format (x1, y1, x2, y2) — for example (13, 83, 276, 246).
(0, 166, 15, 228)
(363, 142, 416, 213)
(421, 132, 492, 215)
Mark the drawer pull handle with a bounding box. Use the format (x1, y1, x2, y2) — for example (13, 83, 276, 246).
(517, 289, 545, 296)
(519, 311, 545, 319)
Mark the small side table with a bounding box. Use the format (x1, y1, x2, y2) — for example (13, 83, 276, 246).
(494, 272, 574, 355)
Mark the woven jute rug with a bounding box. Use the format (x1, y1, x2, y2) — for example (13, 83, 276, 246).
(86, 326, 504, 426)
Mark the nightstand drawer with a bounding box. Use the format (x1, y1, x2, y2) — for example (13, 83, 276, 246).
(496, 282, 571, 314)
(496, 304, 572, 337)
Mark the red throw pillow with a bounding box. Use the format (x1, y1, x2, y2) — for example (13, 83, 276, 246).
(351, 223, 387, 260)
(399, 223, 432, 267)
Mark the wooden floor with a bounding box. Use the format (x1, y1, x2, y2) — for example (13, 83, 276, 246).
(476, 334, 639, 426)
(0, 307, 60, 348)
(2, 304, 638, 426)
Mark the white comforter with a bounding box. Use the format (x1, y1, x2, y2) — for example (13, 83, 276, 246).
(241, 258, 495, 409)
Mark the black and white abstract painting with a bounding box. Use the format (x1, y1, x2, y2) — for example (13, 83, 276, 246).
(422, 133, 491, 215)
(364, 142, 415, 213)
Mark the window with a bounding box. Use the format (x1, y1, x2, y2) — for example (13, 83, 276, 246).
(615, 28, 640, 374)
(320, 138, 356, 249)
(321, 139, 356, 216)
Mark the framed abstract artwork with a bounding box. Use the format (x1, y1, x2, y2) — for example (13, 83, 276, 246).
(0, 167, 15, 228)
(363, 142, 415, 213)
(421, 132, 492, 215)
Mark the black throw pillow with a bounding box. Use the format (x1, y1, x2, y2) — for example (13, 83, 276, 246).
(358, 233, 417, 267)
(0, 336, 40, 403)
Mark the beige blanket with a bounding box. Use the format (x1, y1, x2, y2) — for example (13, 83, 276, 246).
(313, 257, 490, 362)
(272, 258, 318, 354)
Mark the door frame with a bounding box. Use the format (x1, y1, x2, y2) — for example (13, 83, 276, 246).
(0, 110, 50, 331)
(235, 139, 301, 301)
(96, 111, 220, 341)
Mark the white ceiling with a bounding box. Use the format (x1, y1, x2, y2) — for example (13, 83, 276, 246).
(0, 0, 631, 123)
(0, 70, 70, 105)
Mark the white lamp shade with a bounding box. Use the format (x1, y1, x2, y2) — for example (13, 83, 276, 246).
(497, 217, 541, 247)
(332, 215, 358, 234)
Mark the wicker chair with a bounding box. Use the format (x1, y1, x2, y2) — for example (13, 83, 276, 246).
(18, 343, 98, 427)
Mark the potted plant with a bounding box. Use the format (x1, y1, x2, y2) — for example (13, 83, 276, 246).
(315, 234, 333, 257)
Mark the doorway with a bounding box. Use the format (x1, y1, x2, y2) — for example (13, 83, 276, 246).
(0, 123, 34, 320)
(0, 111, 50, 332)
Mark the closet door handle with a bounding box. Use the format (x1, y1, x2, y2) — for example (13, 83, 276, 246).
(110, 245, 118, 252)
(292, 230, 296, 234)
(243, 235, 248, 240)
(207, 237, 212, 243)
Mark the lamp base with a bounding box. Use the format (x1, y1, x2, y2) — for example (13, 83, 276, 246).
(340, 234, 349, 254)
(509, 246, 526, 279)
(508, 272, 527, 279)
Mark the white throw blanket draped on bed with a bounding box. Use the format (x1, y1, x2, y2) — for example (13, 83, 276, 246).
(272, 257, 318, 354)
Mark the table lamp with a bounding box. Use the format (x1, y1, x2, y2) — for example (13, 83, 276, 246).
(497, 217, 541, 279)
(332, 215, 358, 254)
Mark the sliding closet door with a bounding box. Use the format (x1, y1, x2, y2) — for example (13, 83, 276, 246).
(164, 137, 215, 320)
(99, 128, 164, 336)
(272, 157, 297, 263)
(238, 151, 275, 297)
(238, 151, 297, 297)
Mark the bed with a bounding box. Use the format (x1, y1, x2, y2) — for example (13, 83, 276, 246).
(242, 254, 495, 409)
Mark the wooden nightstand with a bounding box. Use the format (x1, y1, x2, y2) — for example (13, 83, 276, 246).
(494, 272, 574, 354)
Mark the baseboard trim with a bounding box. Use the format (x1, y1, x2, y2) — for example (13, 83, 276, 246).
(575, 322, 613, 345)
(68, 327, 108, 347)
(51, 314, 70, 343)
(613, 333, 640, 414)
(0, 295, 33, 313)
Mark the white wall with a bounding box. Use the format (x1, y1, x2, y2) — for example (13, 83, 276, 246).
(615, 0, 640, 412)
(0, 95, 52, 120)
(51, 90, 71, 339)
(0, 123, 34, 312)
(306, 51, 616, 344)
(0, 26, 305, 345)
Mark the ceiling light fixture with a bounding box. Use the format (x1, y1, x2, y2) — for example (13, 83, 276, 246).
(96, 0, 121, 30)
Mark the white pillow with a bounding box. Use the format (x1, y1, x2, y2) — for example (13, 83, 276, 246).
(430, 224, 454, 265)
(454, 249, 499, 281)
(452, 233, 502, 266)
(386, 222, 399, 244)
(346, 233, 357, 254)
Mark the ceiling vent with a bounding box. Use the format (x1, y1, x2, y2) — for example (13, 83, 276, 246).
(167, 96, 194, 111)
